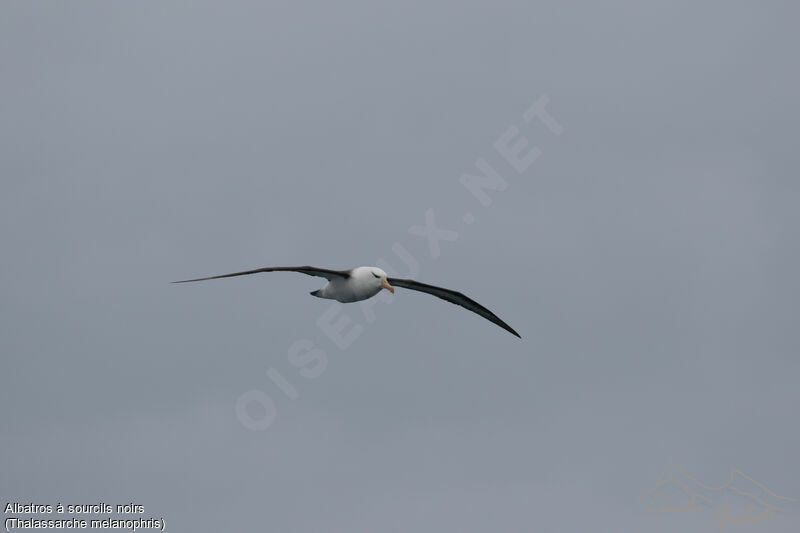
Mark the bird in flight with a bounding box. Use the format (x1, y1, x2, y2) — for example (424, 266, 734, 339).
(173, 265, 520, 337)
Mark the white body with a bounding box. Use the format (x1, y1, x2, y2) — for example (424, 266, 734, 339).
(312, 266, 389, 303)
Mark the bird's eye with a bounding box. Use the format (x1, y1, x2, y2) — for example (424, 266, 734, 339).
(372, 272, 380, 278)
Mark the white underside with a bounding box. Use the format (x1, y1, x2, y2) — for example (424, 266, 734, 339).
(313, 267, 384, 303)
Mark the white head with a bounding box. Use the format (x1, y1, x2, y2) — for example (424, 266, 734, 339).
(358, 266, 394, 293)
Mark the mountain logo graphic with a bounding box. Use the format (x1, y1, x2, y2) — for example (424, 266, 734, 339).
(637, 462, 795, 531)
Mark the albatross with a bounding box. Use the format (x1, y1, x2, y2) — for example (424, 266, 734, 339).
(173, 265, 520, 337)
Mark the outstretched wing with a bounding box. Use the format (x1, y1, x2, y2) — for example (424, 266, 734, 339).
(172, 266, 350, 283)
(387, 277, 520, 338)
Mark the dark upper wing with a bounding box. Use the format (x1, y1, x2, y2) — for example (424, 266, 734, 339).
(172, 266, 350, 283)
(387, 278, 520, 338)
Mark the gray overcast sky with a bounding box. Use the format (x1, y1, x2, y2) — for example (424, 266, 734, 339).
(2, 1, 799, 532)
